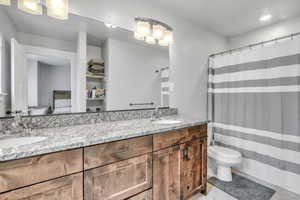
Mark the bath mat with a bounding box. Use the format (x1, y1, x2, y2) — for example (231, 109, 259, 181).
(208, 174, 275, 200)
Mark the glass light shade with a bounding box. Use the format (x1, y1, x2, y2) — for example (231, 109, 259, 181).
(0, 0, 10, 6)
(158, 39, 169, 47)
(145, 36, 156, 45)
(18, 0, 42, 15)
(46, 0, 69, 20)
(163, 30, 173, 43)
(134, 32, 144, 41)
(152, 24, 165, 39)
(136, 21, 151, 37)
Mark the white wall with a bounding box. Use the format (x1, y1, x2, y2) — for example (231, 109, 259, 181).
(87, 45, 103, 62)
(69, 0, 228, 119)
(38, 62, 71, 108)
(229, 16, 300, 49)
(27, 59, 38, 107)
(76, 31, 87, 112)
(0, 8, 17, 114)
(17, 32, 77, 53)
(104, 38, 169, 111)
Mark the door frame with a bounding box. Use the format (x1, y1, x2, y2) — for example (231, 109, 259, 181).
(24, 45, 78, 112)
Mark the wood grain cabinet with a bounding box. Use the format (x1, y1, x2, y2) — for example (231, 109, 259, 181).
(0, 149, 83, 193)
(153, 145, 181, 200)
(84, 154, 153, 200)
(153, 125, 207, 200)
(0, 173, 83, 200)
(0, 124, 207, 200)
(180, 138, 205, 199)
(126, 189, 152, 200)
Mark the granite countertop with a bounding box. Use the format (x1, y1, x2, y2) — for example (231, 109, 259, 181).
(0, 115, 208, 162)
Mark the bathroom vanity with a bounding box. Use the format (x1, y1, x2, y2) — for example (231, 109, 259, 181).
(0, 117, 207, 200)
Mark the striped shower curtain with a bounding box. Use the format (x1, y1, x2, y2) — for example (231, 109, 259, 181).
(208, 36, 300, 195)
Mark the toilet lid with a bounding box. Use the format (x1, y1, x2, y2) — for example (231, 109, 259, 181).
(209, 146, 241, 159)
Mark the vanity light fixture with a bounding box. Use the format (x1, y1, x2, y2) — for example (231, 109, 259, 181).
(134, 17, 173, 46)
(145, 36, 156, 45)
(46, 0, 69, 20)
(0, 0, 10, 6)
(18, 0, 42, 15)
(134, 32, 144, 41)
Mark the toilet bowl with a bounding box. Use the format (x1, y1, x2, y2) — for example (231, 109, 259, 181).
(208, 145, 242, 182)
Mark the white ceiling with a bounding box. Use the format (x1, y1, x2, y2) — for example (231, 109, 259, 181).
(154, 0, 300, 36)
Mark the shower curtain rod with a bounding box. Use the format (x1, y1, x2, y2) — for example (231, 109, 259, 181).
(209, 31, 300, 58)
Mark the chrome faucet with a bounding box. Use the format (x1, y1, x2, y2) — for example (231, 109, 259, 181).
(151, 107, 161, 121)
(12, 111, 30, 132)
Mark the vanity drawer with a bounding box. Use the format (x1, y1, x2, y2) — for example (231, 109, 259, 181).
(84, 135, 152, 169)
(153, 125, 207, 151)
(0, 173, 83, 200)
(187, 125, 207, 140)
(0, 149, 83, 193)
(84, 154, 152, 200)
(153, 128, 189, 151)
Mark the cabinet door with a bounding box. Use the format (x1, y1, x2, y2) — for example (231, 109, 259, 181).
(84, 154, 152, 200)
(153, 145, 181, 200)
(0, 173, 83, 200)
(126, 189, 152, 200)
(180, 139, 204, 199)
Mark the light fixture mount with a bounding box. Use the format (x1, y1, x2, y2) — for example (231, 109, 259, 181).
(134, 17, 173, 46)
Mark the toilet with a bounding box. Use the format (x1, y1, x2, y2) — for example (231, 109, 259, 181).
(208, 145, 242, 182)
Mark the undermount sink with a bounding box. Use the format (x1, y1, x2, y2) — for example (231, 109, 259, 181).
(152, 119, 183, 125)
(0, 137, 47, 149)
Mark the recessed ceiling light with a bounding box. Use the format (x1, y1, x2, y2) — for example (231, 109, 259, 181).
(260, 14, 272, 22)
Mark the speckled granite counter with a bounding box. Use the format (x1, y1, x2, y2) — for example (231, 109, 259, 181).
(0, 115, 208, 162)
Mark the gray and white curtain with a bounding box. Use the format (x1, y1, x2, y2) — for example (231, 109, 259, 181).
(208, 36, 300, 195)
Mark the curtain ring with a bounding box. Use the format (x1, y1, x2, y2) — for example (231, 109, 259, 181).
(291, 34, 294, 40)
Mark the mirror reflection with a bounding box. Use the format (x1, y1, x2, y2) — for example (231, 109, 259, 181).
(0, 5, 170, 117)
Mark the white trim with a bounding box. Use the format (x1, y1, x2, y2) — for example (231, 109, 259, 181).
(213, 122, 300, 143)
(208, 85, 300, 93)
(215, 133, 300, 165)
(24, 45, 78, 112)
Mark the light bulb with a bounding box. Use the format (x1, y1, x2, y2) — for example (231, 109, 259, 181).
(134, 32, 144, 41)
(18, 0, 42, 15)
(46, 0, 69, 20)
(158, 39, 169, 47)
(0, 0, 10, 6)
(152, 25, 164, 39)
(163, 30, 173, 43)
(145, 36, 156, 45)
(136, 21, 151, 37)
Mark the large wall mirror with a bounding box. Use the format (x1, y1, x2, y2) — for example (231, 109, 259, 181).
(0, 4, 171, 117)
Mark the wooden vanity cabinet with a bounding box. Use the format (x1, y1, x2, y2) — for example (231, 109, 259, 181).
(0, 124, 207, 200)
(84, 154, 152, 200)
(153, 125, 207, 200)
(180, 138, 206, 199)
(153, 145, 181, 200)
(0, 173, 83, 200)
